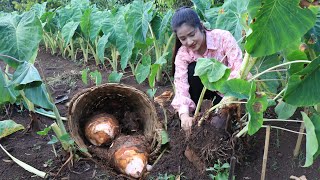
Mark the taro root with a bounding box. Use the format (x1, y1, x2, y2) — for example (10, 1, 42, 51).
(108, 135, 150, 178)
(84, 113, 119, 146)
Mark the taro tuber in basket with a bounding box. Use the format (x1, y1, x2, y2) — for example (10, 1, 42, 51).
(68, 83, 163, 159)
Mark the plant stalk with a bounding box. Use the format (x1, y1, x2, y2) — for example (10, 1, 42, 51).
(111, 47, 118, 71)
(51, 122, 69, 151)
(249, 60, 311, 81)
(193, 87, 207, 120)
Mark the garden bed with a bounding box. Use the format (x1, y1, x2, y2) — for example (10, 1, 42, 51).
(1, 48, 320, 180)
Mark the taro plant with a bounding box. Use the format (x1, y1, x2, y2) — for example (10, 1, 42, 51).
(123, 0, 175, 95)
(0, 10, 75, 153)
(193, 0, 320, 167)
(99, 4, 134, 82)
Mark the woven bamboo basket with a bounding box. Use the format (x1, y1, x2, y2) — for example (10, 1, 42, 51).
(68, 83, 162, 157)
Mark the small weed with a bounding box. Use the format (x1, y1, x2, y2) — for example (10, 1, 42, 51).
(207, 160, 234, 180)
(43, 159, 53, 167)
(149, 173, 184, 180)
(271, 161, 279, 170)
(32, 144, 41, 151)
(93, 173, 109, 180)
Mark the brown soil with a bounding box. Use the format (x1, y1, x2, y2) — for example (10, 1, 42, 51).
(1, 48, 320, 180)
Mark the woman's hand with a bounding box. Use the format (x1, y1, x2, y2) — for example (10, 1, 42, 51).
(180, 113, 194, 138)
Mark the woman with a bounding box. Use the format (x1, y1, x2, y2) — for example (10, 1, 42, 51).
(170, 7, 243, 132)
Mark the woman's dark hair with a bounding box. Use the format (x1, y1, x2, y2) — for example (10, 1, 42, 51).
(171, 7, 203, 76)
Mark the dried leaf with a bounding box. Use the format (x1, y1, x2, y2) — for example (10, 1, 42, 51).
(154, 90, 173, 106)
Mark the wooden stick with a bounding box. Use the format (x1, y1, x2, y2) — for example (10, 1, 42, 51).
(293, 122, 305, 157)
(261, 126, 271, 180)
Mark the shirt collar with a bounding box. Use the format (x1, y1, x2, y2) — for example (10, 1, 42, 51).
(205, 30, 218, 50)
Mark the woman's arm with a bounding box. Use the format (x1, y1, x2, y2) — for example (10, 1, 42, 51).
(171, 47, 196, 118)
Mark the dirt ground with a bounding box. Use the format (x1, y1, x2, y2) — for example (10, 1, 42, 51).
(1, 48, 320, 180)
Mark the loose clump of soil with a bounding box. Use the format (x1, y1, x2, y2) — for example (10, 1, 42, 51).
(187, 122, 236, 169)
(185, 109, 247, 177)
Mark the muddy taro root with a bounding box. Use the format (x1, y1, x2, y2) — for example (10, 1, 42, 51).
(109, 135, 150, 178)
(84, 113, 119, 146)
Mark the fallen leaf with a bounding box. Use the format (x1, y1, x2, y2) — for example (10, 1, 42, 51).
(154, 91, 173, 107)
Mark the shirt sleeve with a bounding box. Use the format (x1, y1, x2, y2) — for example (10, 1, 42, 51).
(222, 31, 243, 79)
(171, 47, 196, 117)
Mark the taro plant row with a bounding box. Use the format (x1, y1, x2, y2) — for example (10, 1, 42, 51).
(26, 0, 175, 95)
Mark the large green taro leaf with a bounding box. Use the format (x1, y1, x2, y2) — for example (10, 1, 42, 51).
(250, 55, 282, 94)
(283, 57, 320, 106)
(149, 53, 167, 88)
(0, 11, 42, 68)
(30, 2, 47, 18)
(194, 58, 229, 82)
(56, 7, 82, 29)
(0, 69, 18, 104)
(97, 33, 111, 64)
(24, 84, 54, 110)
(70, 0, 90, 9)
(126, 0, 153, 43)
(204, 7, 220, 29)
(247, 0, 261, 19)
(80, 8, 105, 42)
(285, 50, 308, 75)
(302, 112, 318, 167)
(0, 120, 24, 139)
(158, 10, 173, 45)
(117, 31, 134, 70)
(246, 82, 268, 135)
(245, 0, 316, 57)
(9, 62, 42, 90)
(102, 8, 134, 70)
(135, 55, 151, 84)
(192, 0, 211, 19)
(61, 21, 80, 47)
(220, 79, 251, 99)
(305, 8, 320, 56)
(216, 0, 249, 42)
(194, 58, 230, 91)
(101, 10, 119, 45)
(274, 100, 297, 119)
(311, 113, 320, 160)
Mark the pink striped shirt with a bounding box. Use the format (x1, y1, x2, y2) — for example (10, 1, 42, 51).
(171, 29, 243, 117)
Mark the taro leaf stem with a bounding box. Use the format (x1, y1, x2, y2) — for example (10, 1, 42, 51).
(0, 144, 48, 178)
(0, 54, 21, 63)
(249, 60, 311, 81)
(193, 87, 207, 120)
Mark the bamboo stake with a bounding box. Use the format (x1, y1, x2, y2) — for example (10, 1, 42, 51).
(293, 122, 305, 157)
(261, 126, 271, 180)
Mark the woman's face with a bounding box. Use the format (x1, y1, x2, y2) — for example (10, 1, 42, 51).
(176, 23, 205, 53)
